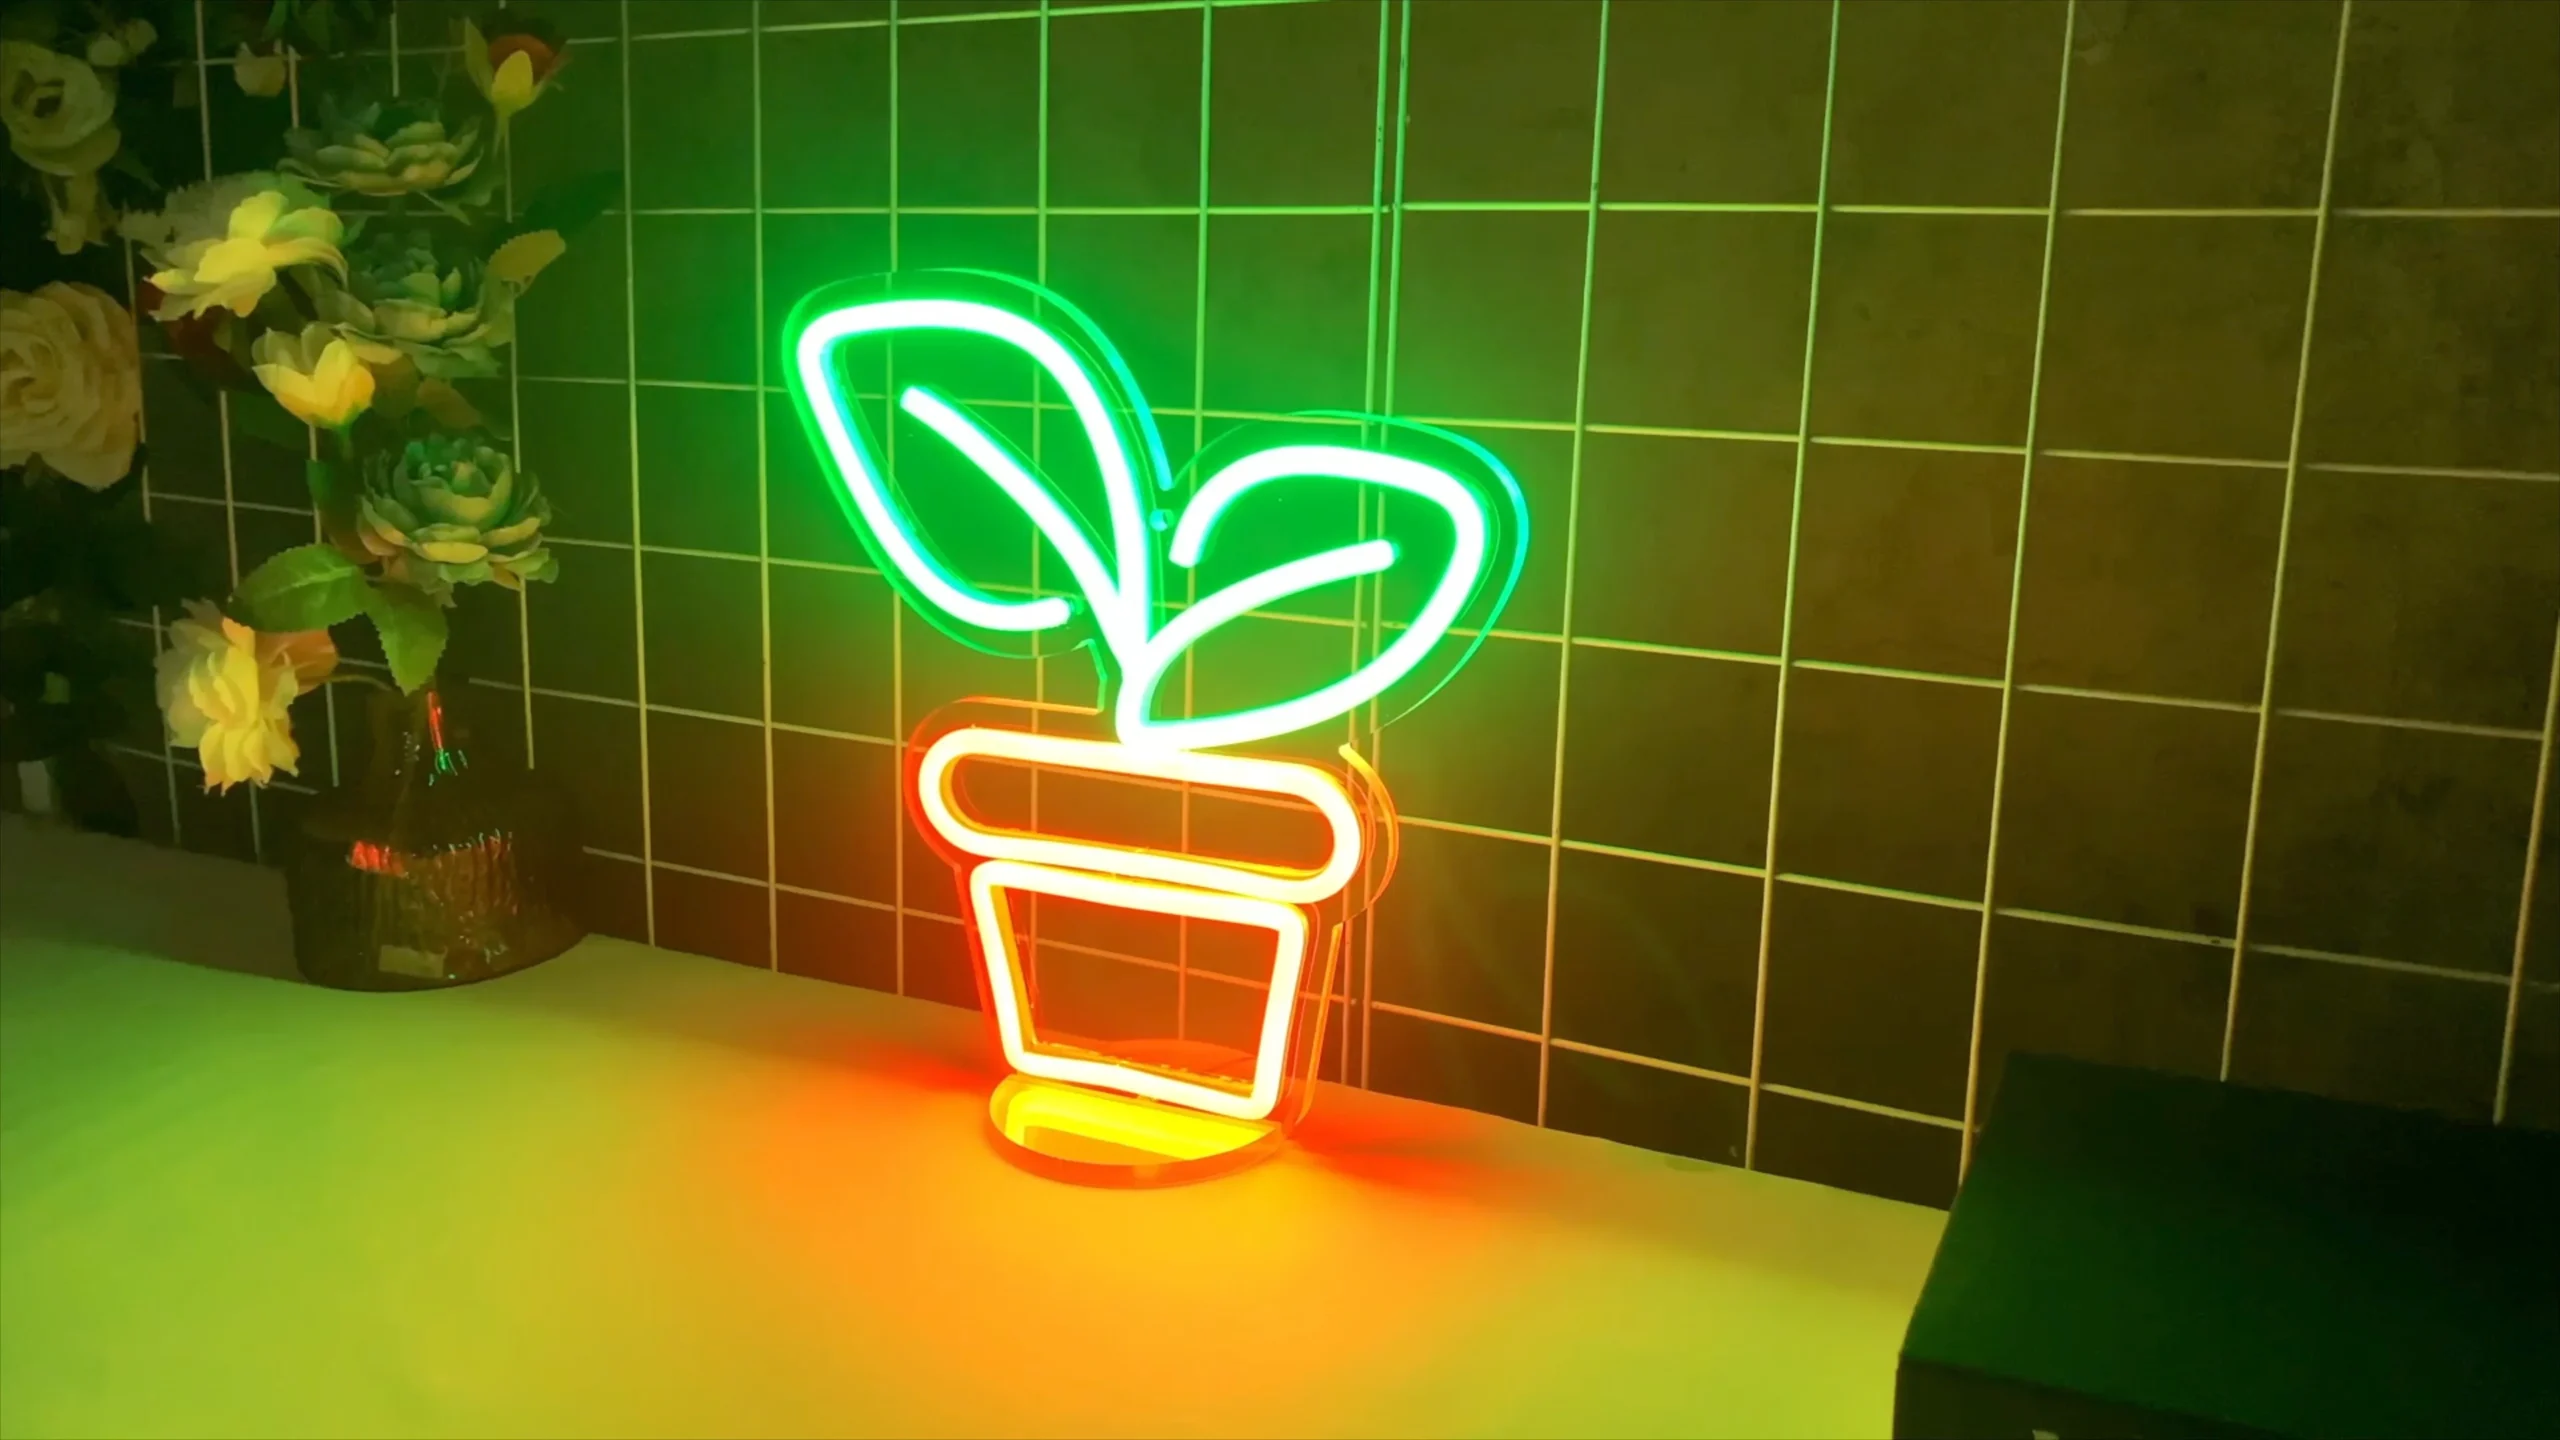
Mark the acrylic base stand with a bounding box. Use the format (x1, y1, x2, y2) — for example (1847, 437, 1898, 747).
(983, 1039, 1287, 1187)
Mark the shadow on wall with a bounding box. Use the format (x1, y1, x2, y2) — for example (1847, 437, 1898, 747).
(0, 818, 301, 984)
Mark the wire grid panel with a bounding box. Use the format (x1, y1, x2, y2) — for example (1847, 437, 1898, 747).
(108, 0, 2560, 1207)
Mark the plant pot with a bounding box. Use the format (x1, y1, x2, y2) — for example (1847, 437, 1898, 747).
(283, 681, 584, 990)
(911, 713, 1382, 1181)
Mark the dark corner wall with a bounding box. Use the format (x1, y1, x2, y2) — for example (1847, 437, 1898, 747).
(80, 0, 2560, 1208)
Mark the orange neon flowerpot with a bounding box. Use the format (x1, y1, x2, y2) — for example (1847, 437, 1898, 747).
(906, 702, 1395, 1183)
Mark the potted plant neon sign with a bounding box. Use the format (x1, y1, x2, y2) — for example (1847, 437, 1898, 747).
(785, 271, 1525, 1179)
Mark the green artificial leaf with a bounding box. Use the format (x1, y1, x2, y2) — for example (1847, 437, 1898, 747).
(53, 743, 141, 838)
(230, 390, 312, 453)
(0, 625, 46, 706)
(232, 544, 371, 632)
(487, 228, 565, 287)
(0, 705, 75, 765)
(0, 1, 61, 44)
(445, 161, 507, 218)
(415, 377, 483, 431)
(306, 457, 363, 554)
(513, 168, 621, 244)
(305, 456, 343, 513)
(365, 583, 447, 694)
(107, 146, 159, 189)
(89, 465, 142, 508)
(169, 349, 223, 404)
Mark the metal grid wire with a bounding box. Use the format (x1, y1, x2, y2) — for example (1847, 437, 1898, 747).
(113, 0, 2560, 1193)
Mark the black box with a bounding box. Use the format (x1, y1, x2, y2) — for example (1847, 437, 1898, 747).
(1897, 1054, 2559, 1439)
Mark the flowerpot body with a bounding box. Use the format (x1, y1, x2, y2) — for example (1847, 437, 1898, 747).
(285, 684, 584, 989)
(912, 713, 1373, 1131)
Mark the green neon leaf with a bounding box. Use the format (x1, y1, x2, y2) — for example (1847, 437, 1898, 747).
(1115, 429, 1526, 752)
(782, 272, 1528, 753)
(781, 272, 1167, 665)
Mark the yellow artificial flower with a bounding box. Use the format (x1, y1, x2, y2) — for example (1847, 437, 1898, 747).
(86, 19, 158, 69)
(41, 167, 111, 253)
(250, 323, 375, 429)
(462, 20, 565, 127)
(145, 189, 346, 320)
(0, 281, 140, 488)
(121, 172, 270, 260)
(154, 601, 338, 792)
(234, 43, 287, 99)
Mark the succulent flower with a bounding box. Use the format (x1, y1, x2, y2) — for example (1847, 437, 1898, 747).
(250, 322, 375, 430)
(358, 437, 556, 598)
(140, 184, 346, 320)
(312, 230, 515, 380)
(283, 99, 483, 198)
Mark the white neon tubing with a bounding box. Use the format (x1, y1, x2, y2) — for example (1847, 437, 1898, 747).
(1134, 539, 1397, 696)
(897, 386, 1132, 656)
(916, 727, 1364, 906)
(793, 299, 1154, 654)
(971, 859, 1307, 1121)
(1116, 444, 1490, 752)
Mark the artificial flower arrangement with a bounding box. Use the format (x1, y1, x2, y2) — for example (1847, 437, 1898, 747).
(2, 0, 398, 257)
(3, 0, 200, 827)
(0, 5, 160, 253)
(0, 270, 190, 830)
(115, 11, 593, 794)
(2, 2, 592, 821)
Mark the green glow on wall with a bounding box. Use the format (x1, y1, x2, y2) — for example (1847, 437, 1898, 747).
(784, 270, 1526, 753)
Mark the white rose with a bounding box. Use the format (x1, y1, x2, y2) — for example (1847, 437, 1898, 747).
(155, 601, 338, 792)
(0, 41, 120, 177)
(0, 282, 141, 489)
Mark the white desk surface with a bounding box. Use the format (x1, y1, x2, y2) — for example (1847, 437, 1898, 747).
(0, 818, 1941, 1438)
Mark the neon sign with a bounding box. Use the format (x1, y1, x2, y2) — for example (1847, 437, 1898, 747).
(785, 271, 1526, 1177)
